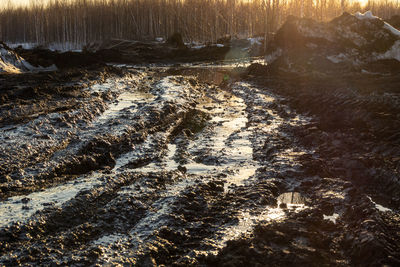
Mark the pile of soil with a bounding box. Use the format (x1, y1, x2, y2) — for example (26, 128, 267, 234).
(14, 39, 252, 70)
(0, 42, 37, 73)
(12, 32, 266, 70)
(265, 12, 400, 73)
(388, 14, 400, 30)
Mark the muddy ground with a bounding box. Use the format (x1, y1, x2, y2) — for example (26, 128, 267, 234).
(13, 38, 258, 70)
(0, 51, 399, 266)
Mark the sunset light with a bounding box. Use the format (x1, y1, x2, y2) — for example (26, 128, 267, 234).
(0, 0, 399, 265)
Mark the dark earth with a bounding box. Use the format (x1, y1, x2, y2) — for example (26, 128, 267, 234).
(0, 14, 400, 266)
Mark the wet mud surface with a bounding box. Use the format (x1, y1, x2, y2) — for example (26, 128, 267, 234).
(0, 61, 399, 266)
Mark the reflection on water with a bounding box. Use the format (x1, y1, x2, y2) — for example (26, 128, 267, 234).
(0, 173, 105, 228)
(96, 91, 155, 124)
(0, 78, 156, 229)
(206, 192, 308, 254)
(122, 85, 259, 191)
(277, 192, 306, 206)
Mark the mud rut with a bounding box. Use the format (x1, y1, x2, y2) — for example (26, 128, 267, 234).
(0, 66, 398, 265)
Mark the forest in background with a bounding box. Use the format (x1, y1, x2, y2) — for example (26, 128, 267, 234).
(0, 0, 400, 48)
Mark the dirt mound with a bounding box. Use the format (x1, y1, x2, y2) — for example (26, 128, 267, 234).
(15, 39, 233, 67)
(95, 38, 233, 63)
(0, 42, 38, 73)
(166, 32, 186, 48)
(84, 36, 264, 64)
(13, 34, 265, 69)
(387, 14, 400, 30)
(14, 47, 110, 69)
(265, 11, 400, 73)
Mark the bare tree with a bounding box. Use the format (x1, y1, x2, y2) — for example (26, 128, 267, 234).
(0, 0, 399, 47)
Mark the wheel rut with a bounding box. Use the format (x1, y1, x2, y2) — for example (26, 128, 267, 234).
(0, 65, 398, 266)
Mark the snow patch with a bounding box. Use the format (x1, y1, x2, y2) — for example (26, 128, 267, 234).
(355, 11, 400, 38)
(9, 42, 84, 52)
(375, 40, 400, 61)
(192, 44, 207, 49)
(327, 53, 348, 64)
(265, 48, 282, 64)
(0, 43, 57, 73)
(47, 42, 83, 52)
(384, 22, 400, 37)
(367, 196, 392, 212)
(323, 213, 339, 223)
(0, 45, 34, 73)
(8, 43, 36, 50)
(248, 37, 263, 46)
(355, 11, 379, 20)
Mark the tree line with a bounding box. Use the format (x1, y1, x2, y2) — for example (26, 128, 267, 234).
(0, 0, 399, 48)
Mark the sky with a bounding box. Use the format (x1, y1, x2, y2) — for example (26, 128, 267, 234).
(1, 0, 31, 7)
(0, 0, 48, 7)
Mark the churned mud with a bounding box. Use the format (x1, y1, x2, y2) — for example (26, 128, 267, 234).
(0, 59, 399, 266)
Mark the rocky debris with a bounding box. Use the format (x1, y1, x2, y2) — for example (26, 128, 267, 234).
(265, 11, 400, 73)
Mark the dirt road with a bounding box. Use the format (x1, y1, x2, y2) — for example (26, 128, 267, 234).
(0, 64, 399, 266)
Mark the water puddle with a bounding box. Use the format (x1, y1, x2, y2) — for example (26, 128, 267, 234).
(184, 92, 258, 189)
(0, 68, 320, 265)
(96, 80, 313, 259)
(277, 192, 307, 207)
(93, 175, 196, 262)
(96, 91, 155, 124)
(153, 77, 193, 104)
(0, 77, 159, 229)
(206, 192, 308, 254)
(0, 173, 105, 229)
(225, 167, 257, 189)
(92, 80, 260, 262)
(113, 84, 259, 191)
(0, 75, 196, 229)
(111, 57, 265, 70)
(0, 129, 162, 229)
